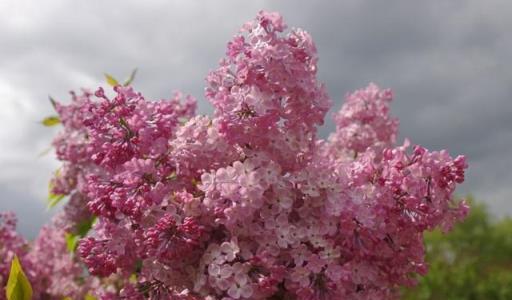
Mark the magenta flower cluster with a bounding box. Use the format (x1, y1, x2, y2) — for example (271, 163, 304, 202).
(1, 11, 468, 300)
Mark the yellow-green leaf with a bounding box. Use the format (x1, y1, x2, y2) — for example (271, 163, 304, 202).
(104, 73, 119, 87)
(47, 169, 66, 209)
(65, 233, 80, 252)
(123, 68, 138, 86)
(41, 116, 61, 127)
(5, 255, 33, 300)
(165, 171, 177, 181)
(178, 117, 189, 125)
(38, 147, 52, 157)
(48, 192, 65, 208)
(65, 216, 97, 253)
(84, 294, 97, 300)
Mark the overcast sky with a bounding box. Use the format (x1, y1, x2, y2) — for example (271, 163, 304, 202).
(1, 0, 511, 238)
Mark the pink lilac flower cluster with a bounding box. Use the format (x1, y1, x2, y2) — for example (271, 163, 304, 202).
(0, 212, 30, 300)
(26, 212, 101, 299)
(1, 210, 111, 300)
(325, 83, 398, 161)
(0, 11, 468, 300)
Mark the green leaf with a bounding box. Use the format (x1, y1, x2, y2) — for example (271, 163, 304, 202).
(5, 255, 33, 300)
(76, 216, 97, 237)
(41, 116, 61, 127)
(49, 95, 57, 109)
(65, 216, 97, 253)
(123, 68, 138, 86)
(104, 73, 119, 86)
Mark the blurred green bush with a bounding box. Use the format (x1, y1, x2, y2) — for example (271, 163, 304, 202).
(402, 197, 512, 299)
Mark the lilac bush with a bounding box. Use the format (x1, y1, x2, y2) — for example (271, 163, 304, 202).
(1, 11, 468, 300)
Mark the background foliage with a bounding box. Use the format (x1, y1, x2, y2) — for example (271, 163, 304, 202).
(402, 197, 512, 299)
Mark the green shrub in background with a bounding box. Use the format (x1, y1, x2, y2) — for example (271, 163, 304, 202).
(402, 197, 512, 299)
